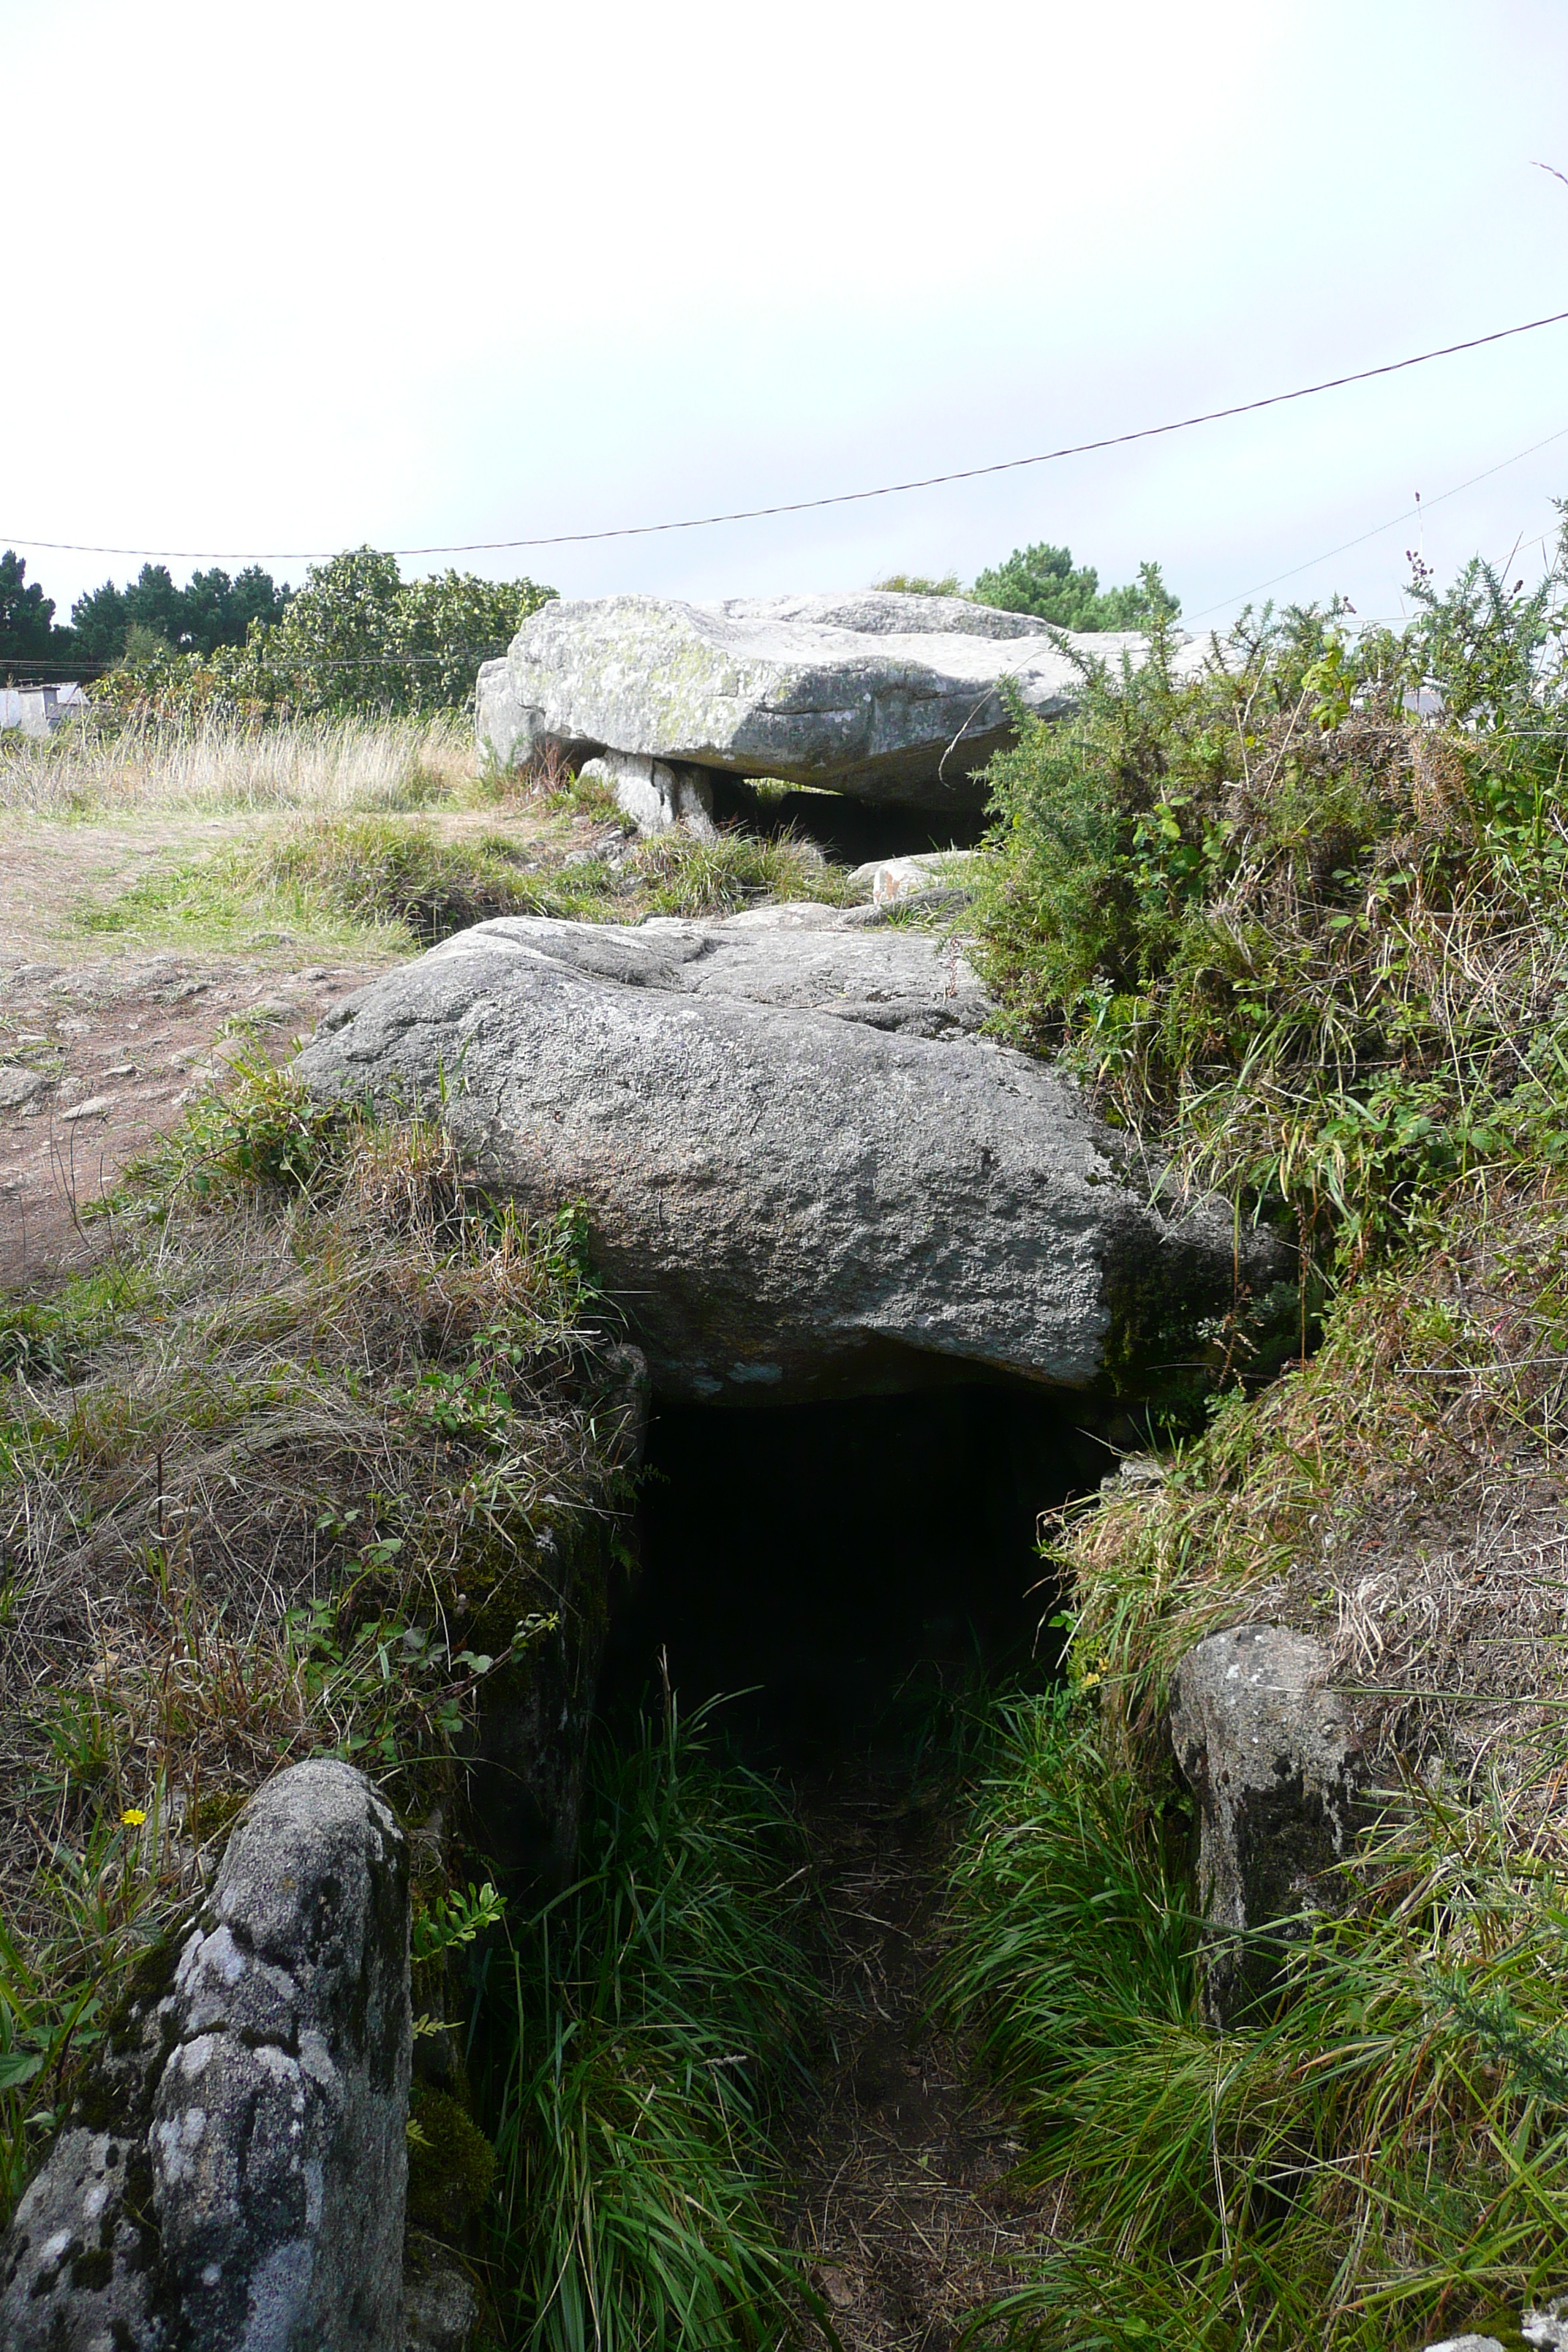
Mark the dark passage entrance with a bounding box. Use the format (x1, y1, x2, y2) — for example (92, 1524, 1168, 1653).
(600, 1382, 1096, 1764)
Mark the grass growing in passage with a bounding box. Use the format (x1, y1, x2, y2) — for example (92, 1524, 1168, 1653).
(944, 1692, 1568, 2351)
(479, 1703, 821, 2352)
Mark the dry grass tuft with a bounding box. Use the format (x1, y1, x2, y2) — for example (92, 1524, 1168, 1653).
(0, 709, 476, 819)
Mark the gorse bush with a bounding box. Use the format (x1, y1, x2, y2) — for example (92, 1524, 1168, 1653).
(631, 823, 858, 918)
(479, 1704, 819, 2352)
(943, 1693, 1568, 2351)
(970, 526, 1568, 1273)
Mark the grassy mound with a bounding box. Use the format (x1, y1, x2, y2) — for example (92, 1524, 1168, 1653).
(943, 532, 1568, 2346)
(72, 811, 860, 955)
(0, 1066, 633, 2224)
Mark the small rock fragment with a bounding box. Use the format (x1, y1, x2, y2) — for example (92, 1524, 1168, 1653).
(0, 1064, 48, 1108)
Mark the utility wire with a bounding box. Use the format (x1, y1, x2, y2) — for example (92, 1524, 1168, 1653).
(6, 306, 1568, 565)
(1188, 422, 1568, 621)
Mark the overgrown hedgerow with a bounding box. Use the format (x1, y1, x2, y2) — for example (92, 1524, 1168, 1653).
(943, 527, 1568, 2348)
(971, 532, 1568, 1275)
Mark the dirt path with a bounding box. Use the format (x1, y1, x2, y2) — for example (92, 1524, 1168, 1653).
(784, 1770, 1053, 2352)
(0, 803, 585, 1288)
(0, 952, 385, 1286)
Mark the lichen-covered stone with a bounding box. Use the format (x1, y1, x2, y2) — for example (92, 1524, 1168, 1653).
(0, 1759, 411, 2351)
(404, 2255, 479, 2351)
(576, 751, 720, 837)
(297, 913, 1274, 1408)
(475, 589, 1208, 810)
(1172, 1624, 1366, 2027)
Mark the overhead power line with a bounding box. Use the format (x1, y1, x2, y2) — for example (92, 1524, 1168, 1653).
(5, 306, 1568, 565)
(1188, 421, 1568, 620)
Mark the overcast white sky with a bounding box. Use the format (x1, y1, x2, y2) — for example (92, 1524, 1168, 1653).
(4, 0, 1567, 630)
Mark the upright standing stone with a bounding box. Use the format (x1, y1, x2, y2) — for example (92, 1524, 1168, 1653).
(1172, 1625, 1365, 2027)
(0, 1759, 411, 2351)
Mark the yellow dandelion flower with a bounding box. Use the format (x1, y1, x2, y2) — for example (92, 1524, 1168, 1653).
(121, 1808, 147, 1826)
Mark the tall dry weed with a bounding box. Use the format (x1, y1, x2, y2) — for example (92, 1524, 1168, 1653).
(0, 709, 475, 819)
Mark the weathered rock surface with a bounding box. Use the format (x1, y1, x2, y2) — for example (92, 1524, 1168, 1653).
(295, 910, 1270, 1406)
(0, 1759, 411, 2351)
(472, 1341, 650, 1891)
(404, 2258, 479, 2350)
(476, 589, 1206, 812)
(1172, 1624, 1366, 2027)
(1425, 2307, 1568, 2352)
(848, 850, 981, 908)
(576, 750, 720, 837)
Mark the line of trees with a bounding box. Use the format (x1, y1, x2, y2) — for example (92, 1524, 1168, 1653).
(1, 547, 555, 719)
(1, 551, 293, 675)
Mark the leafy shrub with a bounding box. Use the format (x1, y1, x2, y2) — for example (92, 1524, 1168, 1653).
(479, 1704, 818, 2351)
(88, 546, 554, 723)
(970, 531, 1568, 1271)
(971, 543, 1180, 630)
(872, 571, 965, 597)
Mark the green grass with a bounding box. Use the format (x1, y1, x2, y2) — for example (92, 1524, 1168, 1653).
(68, 812, 862, 957)
(476, 1703, 821, 2352)
(69, 840, 413, 956)
(943, 1692, 1568, 2352)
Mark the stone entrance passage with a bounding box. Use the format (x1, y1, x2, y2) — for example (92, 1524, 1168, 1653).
(600, 1379, 1096, 1764)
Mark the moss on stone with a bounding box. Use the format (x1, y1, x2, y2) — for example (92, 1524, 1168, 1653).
(407, 2086, 498, 2241)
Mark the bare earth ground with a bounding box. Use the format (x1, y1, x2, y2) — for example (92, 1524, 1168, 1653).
(785, 1771, 1054, 2352)
(0, 808, 565, 1286)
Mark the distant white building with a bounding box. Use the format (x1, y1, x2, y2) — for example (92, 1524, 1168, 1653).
(0, 681, 90, 736)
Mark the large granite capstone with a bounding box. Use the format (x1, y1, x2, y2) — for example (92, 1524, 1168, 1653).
(475, 590, 1205, 813)
(294, 906, 1265, 1406)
